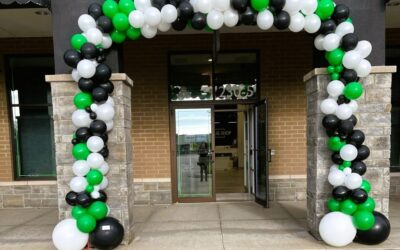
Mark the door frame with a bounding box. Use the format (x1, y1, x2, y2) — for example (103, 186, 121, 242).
(170, 103, 216, 203)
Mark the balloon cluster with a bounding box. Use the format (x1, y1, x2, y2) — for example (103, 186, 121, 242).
(52, 0, 391, 249)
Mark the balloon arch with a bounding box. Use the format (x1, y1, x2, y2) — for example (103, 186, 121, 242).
(53, 0, 391, 249)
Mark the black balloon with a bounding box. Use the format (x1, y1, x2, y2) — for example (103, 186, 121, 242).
(338, 120, 354, 136)
(172, 17, 187, 31)
(78, 78, 96, 93)
(332, 152, 344, 165)
(326, 129, 339, 137)
(99, 81, 115, 94)
(241, 7, 257, 25)
(85, 107, 92, 113)
(231, 0, 248, 13)
(342, 33, 359, 51)
(337, 94, 351, 105)
(274, 11, 290, 30)
(94, 64, 112, 83)
(71, 138, 79, 145)
(347, 115, 358, 126)
(97, 16, 114, 33)
(357, 145, 370, 161)
(65, 191, 78, 206)
(269, 0, 285, 12)
(322, 115, 340, 130)
(169, 0, 182, 7)
(332, 186, 350, 201)
(81, 43, 98, 59)
(319, 20, 336, 35)
(88, 3, 103, 19)
(92, 87, 109, 102)
(341, 69, 359, 84)
(76, 127, 92, 142)
(351, 161, 367, 176)
(191, 13, 207, 30)
(90, 120, 108, 134)
(152, 0, 167, 10)
(355, 212, 391, 245)
(90, 112, 97, 119)
(351, 188, 368, 204)
(332, 4, 350, 24)
(348, 130, 365, 147)
(93, 132, 109, 143)
(90, 217, 124, 250)
(64, 49, 82, 68)
(178, 1, 194, 20)
(76, 192, 92, 208)
(95, 190, 108, 203)
(99, 147, 109, 158)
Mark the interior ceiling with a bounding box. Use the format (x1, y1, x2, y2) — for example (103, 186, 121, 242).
(0, 4, 399, 38)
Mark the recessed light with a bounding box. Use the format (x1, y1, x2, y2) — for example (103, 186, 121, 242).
(208, 58, 213, 62)
(35, 10, 50, 16)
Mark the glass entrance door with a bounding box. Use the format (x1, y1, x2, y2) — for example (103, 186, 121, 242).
(172, 107, 215, 202)
(254, 100, 269, 207)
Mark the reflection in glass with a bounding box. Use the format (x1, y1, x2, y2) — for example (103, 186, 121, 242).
(175, 109, 213, 198)
(255, 103, 267, 202)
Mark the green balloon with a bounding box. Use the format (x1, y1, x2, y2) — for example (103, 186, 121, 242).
(346, 18, 353, 23)
(339, 161, 351, 171)
(353, 210, 375, 231)
(335, 65, 344, 73)
(76, 214, 97, 233)
(86, 185, 94, 193)
(325, 49, 344, 66)
(328, 137, 344, 152)
(71, 34, 87, 51)
(102, 0, 119, 18)
(360, 180, 371, 193)
(72, 143, 90, 160)
(327, 198, 340, 212)
(330, 73, 340, 81)
(113, 13, 129, 31)
(316, 0, 335, 20)
(340, 199, 358, 215)
(119, 0, 135, 15)
(73, 92, 93, 109)
(72, 206, 87, 219)
(327, 66, 335, 74)
(357, 197, 375, 212)
(126, 27, 141, 40)
(344, 82, 363, 100)
(86, 169, 104, 185)
(88, 201, 108, 220)
(111, 30, 126, 43)
(251, 0, 269, 11)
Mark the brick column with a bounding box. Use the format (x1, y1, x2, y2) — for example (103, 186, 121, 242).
(304, 66, 396, 239)
(46, 74, 134, 244)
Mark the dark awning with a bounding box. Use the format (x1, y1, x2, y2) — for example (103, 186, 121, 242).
(0, 0, 50, 8)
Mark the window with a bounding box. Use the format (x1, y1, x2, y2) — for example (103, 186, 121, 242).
(169, 52, 259, 102)
(6, 56, 56, 179)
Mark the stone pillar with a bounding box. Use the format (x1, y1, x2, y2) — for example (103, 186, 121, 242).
(304, 66, 396, 239)
(46, 74, 134, 244)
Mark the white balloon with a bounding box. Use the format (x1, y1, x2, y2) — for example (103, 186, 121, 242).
(355, 59, 372, 77)
(71, 69, 81, 82)
(134, 0, 151, 11)
(72, 110, 91, 128)
(99, 176, 109, 190)
(91, 191, 100, 199)
(343, 50, 362, 69)
(196, 0, 214, 14)
(328, 170, 346, 187)
(90, 103, 98, 112)
(144, 7, 162, 26)
(301, 0, 318, 15)
(335, 22, 354, 38)
(99, 162, 110, 175)
(141, 24, 157, 39)
(72, 160, 90, 177)
(224, 8, 239, 28)
(52, 219, 89, 250)
(319, 212, 356, 247)
(323, 33, 341, 51)
(161, 4, 178, 23)
(94, 185, 100, 192)
(69, 177, 88, 193)
(77, 59, 96, 78)
(320, 98, 338, 115)
(340, 144, 358, 162)
(87, 153, 104, 168)
(330, 164, 339, 172)
(96, 103, 115, 122)
(336, 104, 353, 120)
(78, 14, 96, 32)
(257, 10, 274, 30)
(207, 10, 223, 30)
(314, 34, 325, 51)
(214, 0, 230, 12)
(158, 21, 171, 32)
(304, 14, 321, 34)
(283, 0, 303, 15)
(87, 136, 105, 153)
(101, 34, 113, 49)
(327, 80, 345, 97)
(106, 97, 115, 107)
(345, 173, 362, 190)
(355, 40, 372, 58)
(129, 10, 145, 28)
(343, 167, 352, 176)
(106, 120, 114, 132)
(85, 28, 103, 46)
(348, 100, 358, 113)
(190, 0, 199, 12)
(289, 12, 305, 32)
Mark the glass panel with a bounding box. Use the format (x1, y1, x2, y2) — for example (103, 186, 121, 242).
(255, 102, 268, 204)
(170, 54, 213, 101)
(388, 49, 400, 169)
(214, 53, 258, 101)
(176, 109, 213, 198)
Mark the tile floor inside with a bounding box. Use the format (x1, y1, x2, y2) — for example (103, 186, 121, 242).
(0, 199, 399, 250)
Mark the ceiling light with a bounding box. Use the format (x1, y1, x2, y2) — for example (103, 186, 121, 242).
(208, 58, 213, 62)
(35, 10, 50, 16)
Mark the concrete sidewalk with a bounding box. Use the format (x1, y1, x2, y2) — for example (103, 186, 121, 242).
(0, 199, 399, 249)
